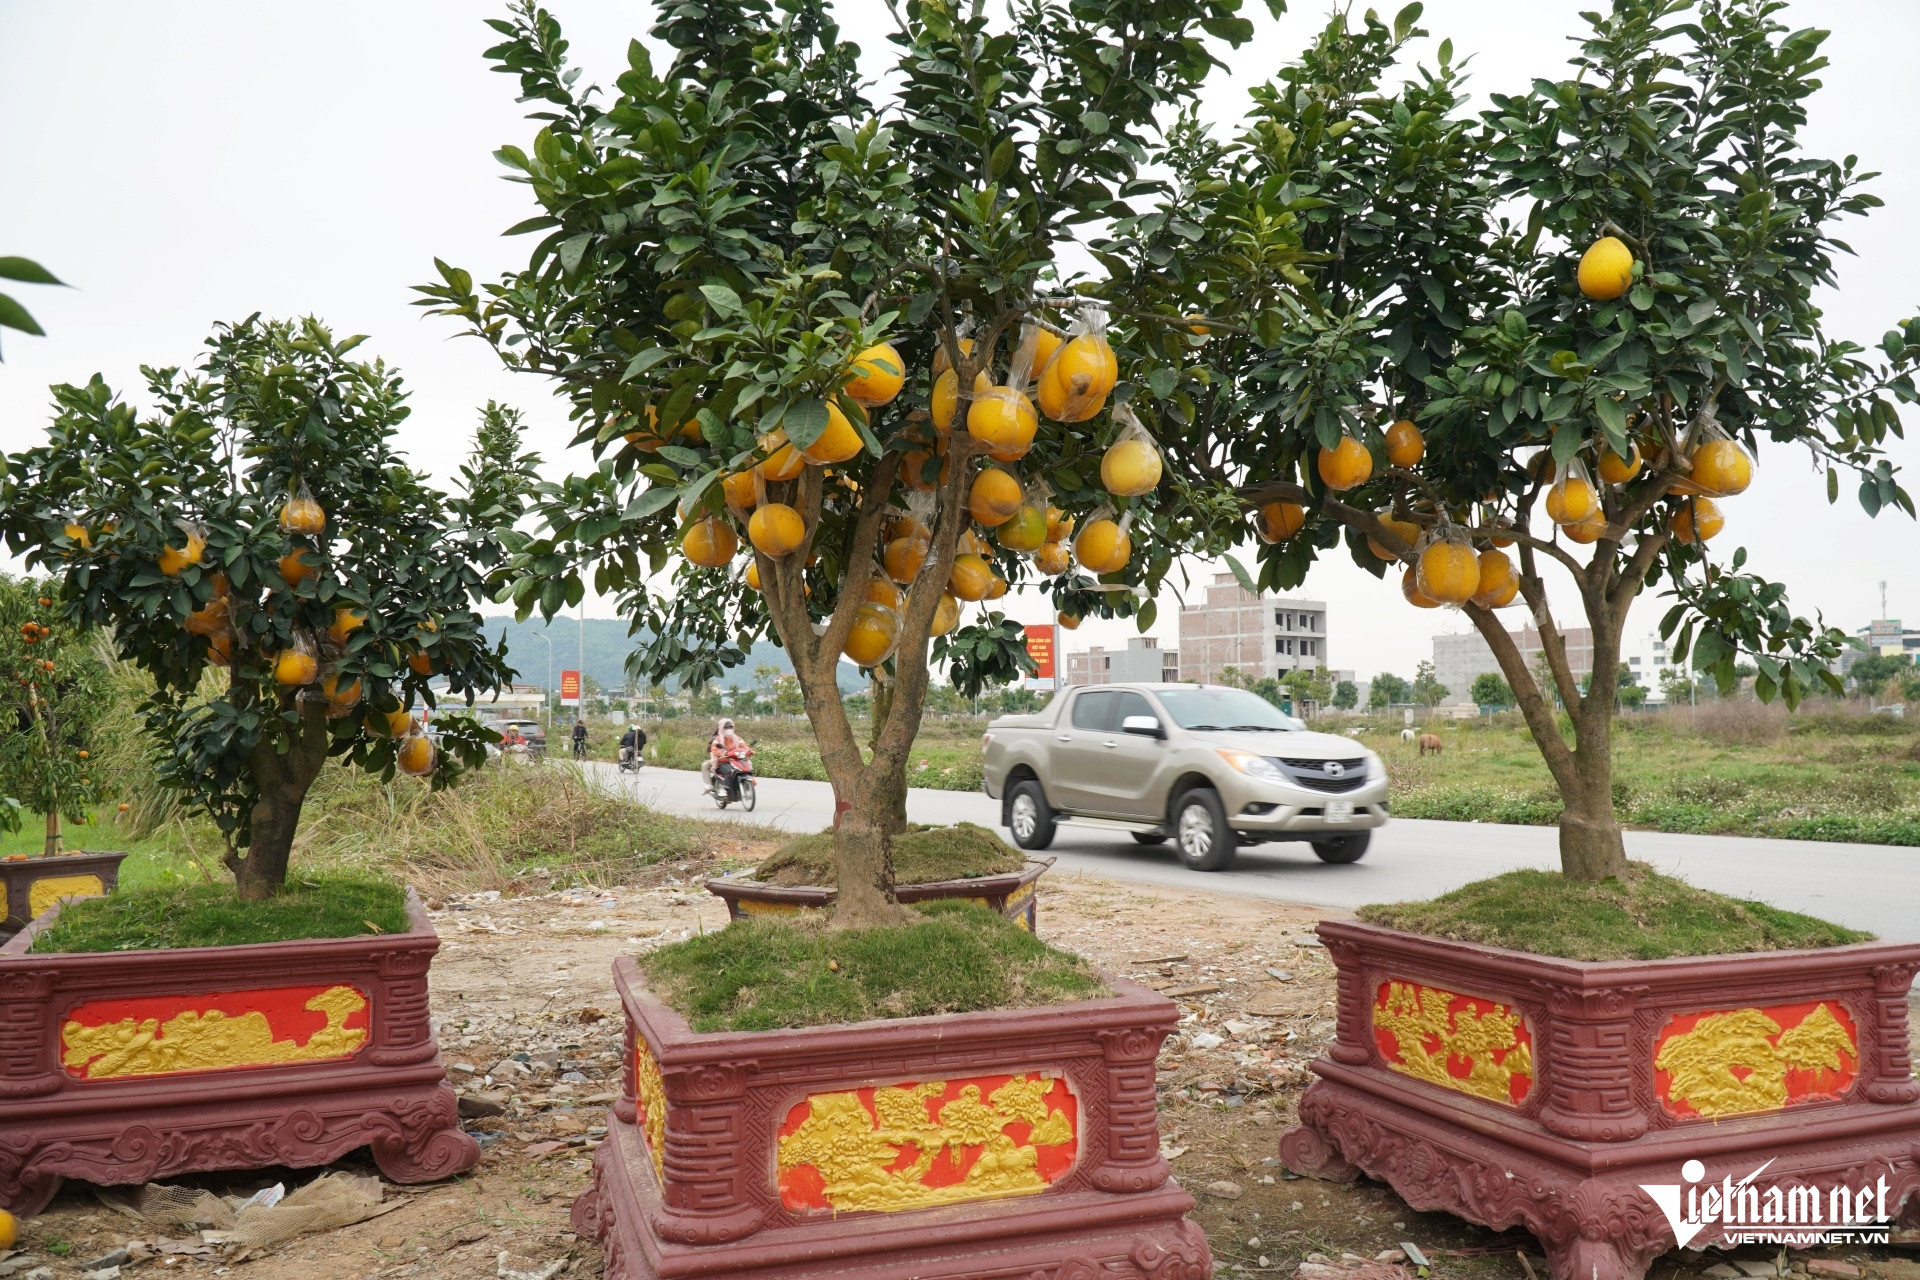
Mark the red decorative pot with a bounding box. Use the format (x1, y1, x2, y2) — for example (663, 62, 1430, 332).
(705, 857, 1053, 933)
(0, 850, 128, 941)
(0, 889, 476, 1215)
(1280, 920, 1920, 1280)
(572, 956, 1212, 1280)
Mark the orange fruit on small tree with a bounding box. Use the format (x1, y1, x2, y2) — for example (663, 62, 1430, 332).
(967, 387, 1039, 457)
(1101, 438, 1162, 497)
(1401, 566, 1440, 609)
(1689, 438, 1752, 496)
(1597, 442, 1642, 484)
(757, 430, 808, 481)
(932, 369, 990, 432)
(1033, 539, 1071, 576)
(844, 602, 900, 666)
(1470, 549, 1518, 609)
(968, 467, 1023, 526)
(948, 553, 995, 601)
(1317, 437, 1373, 491)
(996, 503, 1048, 553)
(1417, 538, 1481, 605)
(1576, 235, 1635, 300)
(883, 536, 928, 583)
(1073, 518, 1131, 573)
(1256, 501, 1306, 542)
(799, 401, 865, 465)
(748, 503, 807, 556)
(396, 732, 436, 777)
(1366, 513, 1422, 561)
(1384, 418, 1424, 467)
(843, 342, 905, 407)
(1669, 497, 1724, 544)
(682, 515, 739, 567)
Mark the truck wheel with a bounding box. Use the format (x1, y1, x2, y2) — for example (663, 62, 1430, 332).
(1008, 780, 1056, 851)
(1130, 832, 1167, 846)
(1173, 788, 1234, 872)
(1311, 832, 1371, 864)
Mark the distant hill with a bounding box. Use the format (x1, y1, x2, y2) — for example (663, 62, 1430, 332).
(479, 615, 865, 695)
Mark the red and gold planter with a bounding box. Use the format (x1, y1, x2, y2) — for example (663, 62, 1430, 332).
(1280, 921, 1920, 1280)
(0, 850, 127, 942)
(705, 858, 1053, 933)
(0, 890, 476, 1215)
(573, 956, 1211, 1280)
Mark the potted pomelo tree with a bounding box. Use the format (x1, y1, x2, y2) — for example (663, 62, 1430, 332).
(0, 318, 535, 1215)
(412, 0, 1276, 1273)
(0, 575, 124, 939)
(1095, 5, 1920, 1277)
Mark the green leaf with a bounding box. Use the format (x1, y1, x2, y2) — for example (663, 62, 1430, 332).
(1080, 110, 1109, 136)
(1592, 396, 1628, 440)
(1827, 466, 1839, 504)
(784, 397, 830, 450)
(621, 347, 675, 382)
(0, 293, 45, 337)
(1137, 599, 1158, 633)
(699, 282, 742, 317)
(1224, 554, 1257, 594)
(0, 257, 63, 286)
(1551, 421, 1582, 464)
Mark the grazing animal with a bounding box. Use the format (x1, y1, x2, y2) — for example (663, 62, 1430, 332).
(1400, 728, 1416, 744)
(1418, 733, 1443, 756)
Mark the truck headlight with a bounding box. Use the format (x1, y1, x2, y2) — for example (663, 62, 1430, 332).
(1215, 749, 1286, 781)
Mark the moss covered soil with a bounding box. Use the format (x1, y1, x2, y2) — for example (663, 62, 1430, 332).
(29, 873, 411, 954)
(1357, 863, 1870, 961)
(638, 900, 1108, 1032)
(753, 821, 1025, 887)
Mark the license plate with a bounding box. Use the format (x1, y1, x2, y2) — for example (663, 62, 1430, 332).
(1325, 799, 1353, 823)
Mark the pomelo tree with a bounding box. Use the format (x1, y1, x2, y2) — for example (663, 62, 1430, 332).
(0, 576, 107, 854)
(417, 0, 1269, 923)
(2, 319, 535, 898)
(1108, 1, 1915, 879)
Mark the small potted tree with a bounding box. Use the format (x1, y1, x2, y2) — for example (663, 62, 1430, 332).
(0, 575, 121, 938)
(0, 317, 534, 1215)
(413, 0, 1273, 1269)
(1097, 4, 1920, 1277)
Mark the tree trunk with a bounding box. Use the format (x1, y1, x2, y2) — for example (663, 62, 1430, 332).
(42, 808, 61, 858)
(232, 694, 333, 901)
(1556, 731, 1628, 880)
(868, 676, 908, 836)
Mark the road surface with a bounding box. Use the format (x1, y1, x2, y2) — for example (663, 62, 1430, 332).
(584, 762, 1917, 942)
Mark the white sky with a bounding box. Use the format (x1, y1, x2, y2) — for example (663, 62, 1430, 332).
(3, 0, 1915, 684)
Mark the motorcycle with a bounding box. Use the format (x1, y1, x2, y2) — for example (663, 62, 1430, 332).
(617, 743, 642, 774)
(709, 755, 756, 811)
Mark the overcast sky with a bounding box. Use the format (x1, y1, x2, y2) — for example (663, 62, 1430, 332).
(3, 0, 1915, 683)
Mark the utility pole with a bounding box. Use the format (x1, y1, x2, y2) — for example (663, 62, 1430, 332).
(578, 600, 586, 724)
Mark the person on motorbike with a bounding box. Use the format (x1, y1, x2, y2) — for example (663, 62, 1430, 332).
(618, 723, 646, 770)
(498, 724, 526, 757)
(571, 719, 588, 759)
(708, 718, 751, 800)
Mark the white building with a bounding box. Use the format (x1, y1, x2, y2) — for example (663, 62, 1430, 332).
(1065, 637, 1181, 686)
(1178, 573, 1328, 685)
(1431, 626, 1597, 707)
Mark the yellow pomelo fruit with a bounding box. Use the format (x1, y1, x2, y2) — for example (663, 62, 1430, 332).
(844, 602, 900, 667)
(747, 503, 806, 557)
(1256, 502, 1306, 543)
(932, 369, 990, 433)
(884, 536, 928, 584)
(948, 553, 994, 601)
(158, 531, 205, 576)
(1563, 508, 1609, 544)
(1101, 439, 1162, 497)
(721, 470, 759, 510)
(1073, 518, 1131, 574)
(1690, 439, 1751, 496)
(866, 578, 904, 610)
(758, 430, 807, 482)
(1317, 437, 1373, 491)
(844, 342, 904, 407)
(1034, 539, 1071, 576)
(682, 516, 739, 568)
(1417, 540, 1480, 606)
(1044, 506, 1073, 542)
(969, 467, 1023, 527)
(1402, 566, 1440, 609)
(1367, 514, 1422, 561)
(799, 401, 864, 465)
(1470, 549, 1517, 609)
(1577, 236, 1635, 301)
(931, 336, 974, 377)
(279, 549, 316, 587)
(281, 493, 326, 535)
(968, 387, 1039, 456)
(1545, 475, 1599, 525)
(397, 734, 436, 777)
(930, 592, 960, 637)
(1384, 418, 1424, 468)
(1598, 443, 1642, 485)
(1669, 497, 1724, 544)
(274, 649, 319, 686)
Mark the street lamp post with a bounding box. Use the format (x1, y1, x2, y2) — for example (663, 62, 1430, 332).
(534, 629, 553, 730)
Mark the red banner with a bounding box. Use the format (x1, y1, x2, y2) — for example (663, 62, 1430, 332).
(559, 669, 582, 706)
(1024, 625, 1056, 680)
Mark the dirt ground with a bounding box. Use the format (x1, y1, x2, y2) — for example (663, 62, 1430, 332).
(11, 850, 1918, 1280)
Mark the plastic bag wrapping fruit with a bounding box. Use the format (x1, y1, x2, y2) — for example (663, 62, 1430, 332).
(1037, 305, 1116, 423)
(1544, 455, 1599, 526)
(1680, 420, 1752, 496)
(1101, 406, 1163, 497)
(1415, 521, 1481, 607)
(279, 481, 326, 536)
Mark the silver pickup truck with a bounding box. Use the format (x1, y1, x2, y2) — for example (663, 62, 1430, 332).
(980, 682, 1388, 871)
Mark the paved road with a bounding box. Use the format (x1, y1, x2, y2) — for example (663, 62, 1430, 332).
(584, 762, 1918, 942)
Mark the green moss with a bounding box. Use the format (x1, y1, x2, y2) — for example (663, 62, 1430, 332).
(1356, 864, 1870, 961)
(30, 873, 410, 954)
(639, 900, 1108, 1032)
(754, 822, 1025, 888)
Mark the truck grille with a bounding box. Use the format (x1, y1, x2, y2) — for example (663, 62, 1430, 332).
(1276, 758, 1368, 793)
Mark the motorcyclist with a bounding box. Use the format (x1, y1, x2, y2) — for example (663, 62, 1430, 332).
(618, 722, 646, 770)
(708, 718, 751, 799)
(571, 719, 588, 759)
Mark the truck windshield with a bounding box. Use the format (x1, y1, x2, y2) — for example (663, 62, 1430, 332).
(1155, 687, 1303, 732)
